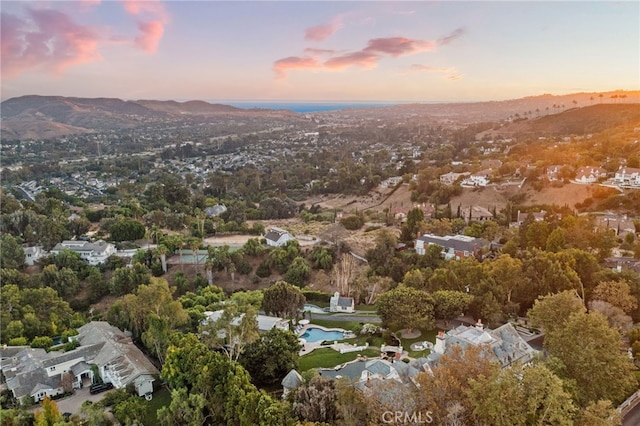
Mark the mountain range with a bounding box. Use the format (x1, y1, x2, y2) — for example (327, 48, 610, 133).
(1, 91, 638, 140)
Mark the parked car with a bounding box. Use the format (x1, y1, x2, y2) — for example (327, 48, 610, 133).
(89, 383, 113, 395)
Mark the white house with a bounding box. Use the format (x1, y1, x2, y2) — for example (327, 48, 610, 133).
(24, 246, 46, 266)
(415, 234, 488, 260)
(264, 228, 295, 247)
(614, 166, 640, 186)
(461, 170, 491, 187)
(0, 322, 159, 403)
(574, 166, 607, 184)
(439, 172, 469, 186)
(329, 292, 355, 313)
(49, 240, 116, 265)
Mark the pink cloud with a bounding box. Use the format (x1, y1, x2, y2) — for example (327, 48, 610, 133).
(135, 20, 164, 53)
(437, 28, 465, 46)
(305, 17, 343, 41)
(1, 8, 100, 78)
(324, 51, 379, 70)
(273, 56, 320, 79)
(364, 37, 436, 57)
(122, 0, 169, 53)
(304, 47, 337, 56)
(274, 29, 461, 79)
(448, 74, 463, 81)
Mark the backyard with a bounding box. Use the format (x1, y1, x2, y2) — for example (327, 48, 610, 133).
(298, 347, 380, 371)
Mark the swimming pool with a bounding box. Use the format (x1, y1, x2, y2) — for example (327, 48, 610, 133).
(300, 327, 346, 343)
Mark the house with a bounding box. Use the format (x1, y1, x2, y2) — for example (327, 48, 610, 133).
(49, 240, 116, 265)
(439, 172, 469, 186)
(204, 204, 227, 217)
(574, 166, 607, 184)
(545, 165, 563, 181)
(0, 322, 159, 403)
(203, 310, 290, 333)
(428, 320, 536, 369)
(614, 166, 640, 186)
(330, 292, 355, 313)
(415, 234, 488, 260)
(24, 246, 46, 266)
(281, 369, 303, 398)
(514, 210, 562, 227)
(460, 170, 491, 187)
(264, 228, 295, 247)
(461, 206, 494, 223)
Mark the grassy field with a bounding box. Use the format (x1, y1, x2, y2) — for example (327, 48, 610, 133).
(298, 348, 380, 371)
(143, 387, 172, 425)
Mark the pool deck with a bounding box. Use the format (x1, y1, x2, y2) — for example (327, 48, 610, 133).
(297, 324, 358, 356)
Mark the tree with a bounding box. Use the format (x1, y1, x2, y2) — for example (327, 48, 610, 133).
(33, 397, 62, 426)
(416, 344, 498, 425)
(365, 229, 397, 276)
(158, 388, 206, 426)
(200, 304, 259, 361)
(588, 300, 633, 333)
(546, 227, 567, 252)
(309, 246, 333, 270)
(156, 244, 169, 273)
(332, 253, 357, 296)
(484, 254, 524, 304)
(240, 328, 301, 386)
(283, 256, 310, 287)
(545, 311, 637, 406)
(376, 285, 435, 331)
(262, 281, 305, 319)
(575, 400, 622, 426)
(293, 376, 338, 424)
(0, 234, 25, 270)
(528, 290, 586, 335)
(591, 280, 638, 314)
(467, 363, 576, 426)
(433, 290, 473, 325)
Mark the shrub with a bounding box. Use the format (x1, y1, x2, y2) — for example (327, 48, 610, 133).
(340, 215, 365, 230)
(8, 337, 28, 346)
(30, 336, 53, 350)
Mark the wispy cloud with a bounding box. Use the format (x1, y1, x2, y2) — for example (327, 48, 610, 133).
(122, 0, 169, 53)
(437, 28, 465, 46)
(273, 56, 320, 79)
(1, 8, 100, 78)
(274, 30, 461, 79)
(305, 16, 343, 41)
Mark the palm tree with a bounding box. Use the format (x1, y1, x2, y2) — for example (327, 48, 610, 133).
(190, 239, 201, 274)
(156, 244, 168, 273)
(175, 235, 184, 272)
(205, 258, 214, 286)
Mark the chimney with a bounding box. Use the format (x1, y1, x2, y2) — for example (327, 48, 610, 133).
(434, 331, 446, 354)
(475, 319, 484, 331)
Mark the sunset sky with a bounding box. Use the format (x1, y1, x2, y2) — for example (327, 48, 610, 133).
(1, 1, 638, 102)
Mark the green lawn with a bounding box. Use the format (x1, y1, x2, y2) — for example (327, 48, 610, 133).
(298, 348, 380, 371)
(395, 329, 439, 358)
(144, 387, 172, 425)
(354, 305, 378, 312)
(309, 319, 364, 332)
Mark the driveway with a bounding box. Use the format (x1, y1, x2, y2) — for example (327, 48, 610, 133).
(41, 387, 113, 415)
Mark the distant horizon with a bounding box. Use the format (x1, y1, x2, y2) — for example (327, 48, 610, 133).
(1, 2, 637, 102)
(3, 88, 639, 105)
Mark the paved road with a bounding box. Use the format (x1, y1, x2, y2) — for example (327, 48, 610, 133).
(41, 387, 112, 415)
(623, 403, 640, 426)
(309, 312, 381, 323)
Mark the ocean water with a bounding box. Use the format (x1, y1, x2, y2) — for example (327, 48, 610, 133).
(222, 102, 397, 113)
